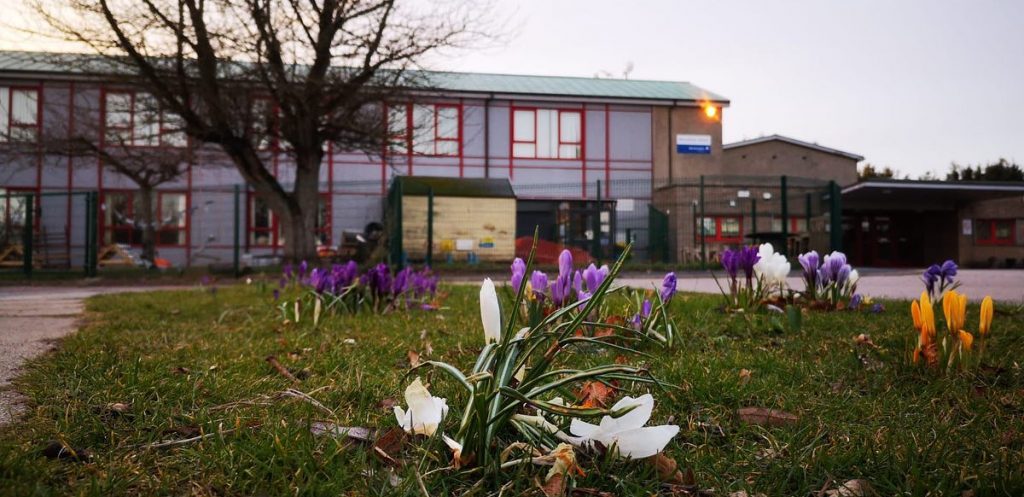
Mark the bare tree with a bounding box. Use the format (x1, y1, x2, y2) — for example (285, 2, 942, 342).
(29, 0, 483, 261)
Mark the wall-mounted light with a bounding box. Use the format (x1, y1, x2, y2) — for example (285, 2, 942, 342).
(703, 104, 718, 119)
(762, 192, 773, 200)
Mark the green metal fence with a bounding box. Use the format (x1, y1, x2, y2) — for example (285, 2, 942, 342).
(0, 191, 99, 278)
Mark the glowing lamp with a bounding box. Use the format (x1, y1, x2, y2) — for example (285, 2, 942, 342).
(703, 104, 718, 119)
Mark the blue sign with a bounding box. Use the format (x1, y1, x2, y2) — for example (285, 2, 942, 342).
(676, 134, 712, 154)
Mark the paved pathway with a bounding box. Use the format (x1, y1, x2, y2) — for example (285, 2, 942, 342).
(618, 269, 1024, 302)
(0, 286, 185, 426)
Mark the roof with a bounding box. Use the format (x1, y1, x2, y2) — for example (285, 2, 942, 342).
(392, 176, 516, 198)
(724, 135, 864, 161)
(842, 179, 1024, 208)
(0, 50, 729, 105)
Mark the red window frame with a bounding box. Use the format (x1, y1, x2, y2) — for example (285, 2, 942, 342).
(695, 216, 744, 243)
(1, 86, 42, 143)
(385, 103, 460, 157)
(102, 89, 188, 148)
(975, 219, 1015, 246)
(246, 193, 332, 248)
(0, 187, 35, 244)
(99, 190, 188, 247)
(772, 216, 808, 233)
(510, 107, 583, 159)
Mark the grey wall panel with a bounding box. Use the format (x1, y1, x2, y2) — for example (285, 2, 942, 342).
(610, 110, 652, 161)
(462, 103, 486, 158)
(585, 109, 606, 160)
(332, 194, 383, 233)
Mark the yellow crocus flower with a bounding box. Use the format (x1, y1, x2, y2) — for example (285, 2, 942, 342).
(958, 330, 974, 350)
(919, 291, 935, 338)
(942, 290, 967, 336)
(979, 296, 993, 336)
(911, 300, 922, 331)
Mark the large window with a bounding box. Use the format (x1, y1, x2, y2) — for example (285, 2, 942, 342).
(248, 194, 331, 247)
(696, 216, 743, 243)
(387, 103, 459, 156)
(975, 219, 1015, 245)
(104, 91, 187, 147)
(0, 87, 40, 142)
(512, 108, 582, 159)
(101, 191, 188, 246)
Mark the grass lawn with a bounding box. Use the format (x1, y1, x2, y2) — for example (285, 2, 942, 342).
(1, 283, 1023, 496)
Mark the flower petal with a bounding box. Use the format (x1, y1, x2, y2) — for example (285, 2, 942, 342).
(607, 424, 680, 459)
(607, 394, 655, 430)
(569, 418, 601, 438)
(480, 278, 501, 343)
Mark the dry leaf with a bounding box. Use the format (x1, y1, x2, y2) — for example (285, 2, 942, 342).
(423, 340, 434, 356)
(576, 381, 617, 408)
(310, 422, 373, 442)
(647, 453, 693, 485)
(822, 479, 874, 497)
(407, 350, 421, 367)
(378, 397, 399, 411)
(540, 473, 567, 497)
(372, 427, 406, 467)
(853, 334, 878, 348)
(736, 407, 799, 427)
(738, 369, 752, 385)
(266, 355, 299, 383)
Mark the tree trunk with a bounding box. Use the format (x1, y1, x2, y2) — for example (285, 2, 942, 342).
(137, 185, 157, 264)
(281, 150, 324, 262)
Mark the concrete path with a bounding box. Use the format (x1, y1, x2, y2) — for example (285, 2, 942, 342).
(0, 286, 184, 426)
(618, 268, 1024, 302)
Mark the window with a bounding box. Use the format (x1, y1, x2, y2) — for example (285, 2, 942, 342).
(0, 87, 40, 142)
(0, 188, 30, 244)
(248, 194, 331, 247)
(387, 103, 459, 156)
(771, 217, 808, 233)
(975, 219, 1015, 245)
(251, 97, 276, 150)
(101, 191, 187, 246)
(103, 91, 187, 147)
(696, 216, 743, 243)
(512, 108, 582, 159)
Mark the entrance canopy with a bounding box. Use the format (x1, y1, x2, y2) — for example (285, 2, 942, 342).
(842, 180, 1024, 211)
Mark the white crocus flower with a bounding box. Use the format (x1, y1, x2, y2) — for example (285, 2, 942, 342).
(394, 377, 448, 436)
(569, 394, 679, 459)
(848, 269, 860, 288)
(754, 243, 791, 291)
(480, 278, 501, 343)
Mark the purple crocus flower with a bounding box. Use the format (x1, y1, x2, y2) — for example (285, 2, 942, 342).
(283, 263, 294, 281)
(798, 250, 820, 288)
(822, 252, 848, 282)
(721, 249, 739, 280)
(511, 258, 527, 292)
(738, 246, 761, 287)
(552, 250, 574, 306)
(836, 264, 852, 288)
(392, 266, 413, 296)
(272, 289, 280, 301)
(360, 263, 392, 297)
(308, 267, 330, 294)
(529, 270, 548, 300)
(849, 293, 862, 309)
(278, 277, 288, 289)
(871, 303, 885, 314)
(641, 299, 652, 318)
(297, 261, 309, 279)
(660, 272, 677, 303)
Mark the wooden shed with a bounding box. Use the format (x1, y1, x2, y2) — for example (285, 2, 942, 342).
(389, 176, 516, 263)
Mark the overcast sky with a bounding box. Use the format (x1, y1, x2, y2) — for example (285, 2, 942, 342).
(3, 0, 1022, 177)
(439, 0, 1024, 177)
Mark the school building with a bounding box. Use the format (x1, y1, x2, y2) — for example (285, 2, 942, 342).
(0, 50, 1021, 270)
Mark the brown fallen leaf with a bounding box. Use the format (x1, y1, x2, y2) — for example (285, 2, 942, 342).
(372, 427, 406, 467)
(540, 473, 567, 497)
(378, 397, 399, 411)
(738, 369, 752, 385)
(647, 452, 694, 485)
(422, 340, 434, 356)
(577, 380, 617, 408)
(171, 366, 191, 375)
(736, 407, 799, 427)
(407, 350, 421, 368)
